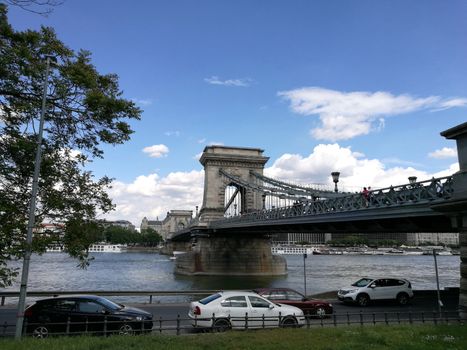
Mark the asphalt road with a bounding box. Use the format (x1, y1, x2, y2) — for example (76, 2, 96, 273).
(0, 290, 460, 336)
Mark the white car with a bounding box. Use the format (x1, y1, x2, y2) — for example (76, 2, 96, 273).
(188, 291, 305, 331)
(338, 277, 414, 307)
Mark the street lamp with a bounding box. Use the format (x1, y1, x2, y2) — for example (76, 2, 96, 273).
(408, 176, 417, 185)
(15, 55, 54, 339)
(234, 203, 237, 216)
(331, 172, 340, 193)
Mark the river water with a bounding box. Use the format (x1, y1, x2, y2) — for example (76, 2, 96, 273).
(4, 252, 460, 304)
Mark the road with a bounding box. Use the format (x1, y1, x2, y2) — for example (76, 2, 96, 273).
(0, 290, 460, 336)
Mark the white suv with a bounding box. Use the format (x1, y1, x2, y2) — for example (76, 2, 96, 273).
(338, 277, 413, 306)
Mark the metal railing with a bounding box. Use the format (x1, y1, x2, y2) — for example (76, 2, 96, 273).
(211, 176, 454, 227)
(0, 290, 218, 307)
(0, 310, 464, 338)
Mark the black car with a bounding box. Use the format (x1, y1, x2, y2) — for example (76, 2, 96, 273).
(23, 295, 153, 337)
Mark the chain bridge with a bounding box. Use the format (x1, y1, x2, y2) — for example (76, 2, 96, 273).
(169, 122, 467, 318)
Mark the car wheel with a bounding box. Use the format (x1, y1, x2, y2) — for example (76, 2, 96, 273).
(356, 294, 370, 307)
(212, 318, 231, 332)
(396, 292, 409, 306)
(118, 324, 135, 336)
(315, 307, 327, 318)
(280, 317, 298, 328)
(32, 325, 49, 339)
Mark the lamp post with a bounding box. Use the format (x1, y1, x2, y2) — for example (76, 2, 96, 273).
(15, 55, 53, 339)
(331, 172, 340, 193)
(408, 176, 417, 185)
(234, 203, 237, 216)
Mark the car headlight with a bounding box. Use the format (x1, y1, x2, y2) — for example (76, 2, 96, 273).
(347, 289, 358, 294)
(135, 316, 143, 321)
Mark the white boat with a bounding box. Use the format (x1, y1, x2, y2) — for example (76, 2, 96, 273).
(88, 243, 126, 253)
(46, 243, 126, 253)
(271, 245, 321, 255)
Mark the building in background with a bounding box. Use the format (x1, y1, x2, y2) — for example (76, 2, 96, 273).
(140, 217, 163, 233)
(140, 210, 193, 241)
(98, 219, 136, 231)
(407, 232, 459, 246)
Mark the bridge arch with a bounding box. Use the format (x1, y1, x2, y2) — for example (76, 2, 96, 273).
(198, 146, 269, 222)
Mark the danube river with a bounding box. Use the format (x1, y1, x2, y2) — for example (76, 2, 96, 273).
(4, 252, 460, 304)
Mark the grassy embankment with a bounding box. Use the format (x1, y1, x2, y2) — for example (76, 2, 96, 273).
(1, 324, 466, 350)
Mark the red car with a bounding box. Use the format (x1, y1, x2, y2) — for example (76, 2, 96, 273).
(254, 288, 333, 318)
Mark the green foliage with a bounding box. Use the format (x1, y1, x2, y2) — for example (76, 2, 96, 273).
(0, 4, 141, 287)
(0, 325, 466, 350)
(104, 226, 162, 246)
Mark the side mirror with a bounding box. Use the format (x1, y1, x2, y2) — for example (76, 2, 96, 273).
(370, 284, 376, 288)
(268, 304, 275, 309)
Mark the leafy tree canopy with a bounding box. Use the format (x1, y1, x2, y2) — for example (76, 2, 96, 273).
(0, 4, 141, 287)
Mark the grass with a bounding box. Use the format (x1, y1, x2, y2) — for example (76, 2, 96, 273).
(1, 324, 466, 350)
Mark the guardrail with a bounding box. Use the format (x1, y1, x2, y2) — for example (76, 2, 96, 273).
(0, 310, 464, 338)
(0, 290, 219, 307)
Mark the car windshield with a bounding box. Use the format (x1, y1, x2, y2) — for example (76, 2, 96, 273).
(351, 278, 373, 287)
(95, 297, 122, 311)
(199, 293, 222, 305)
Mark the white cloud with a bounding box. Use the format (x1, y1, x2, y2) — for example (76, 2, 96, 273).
(131, 98, 153, 106)
(278, 87, 467, 141)
(265, 143, 459, 192)
(165, 131, 181, 137)
(429, 147, 458, 159)
(204, 76, 253, 87)
(142, 144, 169, 158)
(102, 170, 204, 225)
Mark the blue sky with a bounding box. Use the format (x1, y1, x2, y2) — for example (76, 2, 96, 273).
(6, 0, 467, 226)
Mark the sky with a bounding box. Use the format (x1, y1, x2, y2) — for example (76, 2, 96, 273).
(5, 0, 467, 227)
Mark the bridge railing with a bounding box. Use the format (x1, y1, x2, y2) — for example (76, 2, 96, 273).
(211, 176, 454, 226)
(0, 310, 463, 337)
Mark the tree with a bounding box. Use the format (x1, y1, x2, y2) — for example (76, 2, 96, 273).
(0, 4, 141, 287)
(4, 1, 63, 15)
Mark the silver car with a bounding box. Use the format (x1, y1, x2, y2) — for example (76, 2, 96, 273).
(188, 291, 305, 331)
(338, 277, 414, 307)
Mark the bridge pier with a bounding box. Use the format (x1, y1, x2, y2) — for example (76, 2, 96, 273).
(174, 235, 287, 276)
(434, 122, 467, 319)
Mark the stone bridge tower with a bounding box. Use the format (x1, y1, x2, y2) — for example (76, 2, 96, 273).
(174, 146, 286, 276)
(198, 146, 269, 223)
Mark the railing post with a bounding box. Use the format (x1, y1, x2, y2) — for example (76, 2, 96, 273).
(245, 312, 248, 330)
(372, 313, 376, 325)
(66, 316, 70, 335)
(421, 312, 425, 323)
(176, 314, 180, 335)
(333, 314, 337, 327)
(85, 316, 88, 334)
(433, 311, 438, 325)
(262, 314, 265, 329)
(346, 312, 350, 325)
(397, 312, 400, 324)
(359, 311, 363, 326)
(1, 296, 5, 306)
(409, 311, 412, 324)
(159, 316, 162, 333)
(149, 295, 153, 304)
(104, 316, 108, 335)
(3, 321, 8, 336)
(384, 312, 388, 325)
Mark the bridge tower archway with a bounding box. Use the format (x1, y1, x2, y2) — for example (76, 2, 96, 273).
(198, 146, 269, 223)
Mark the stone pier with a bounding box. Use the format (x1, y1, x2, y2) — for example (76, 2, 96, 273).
(175, 235, 287, 276)
(433, 122, 467, 319)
